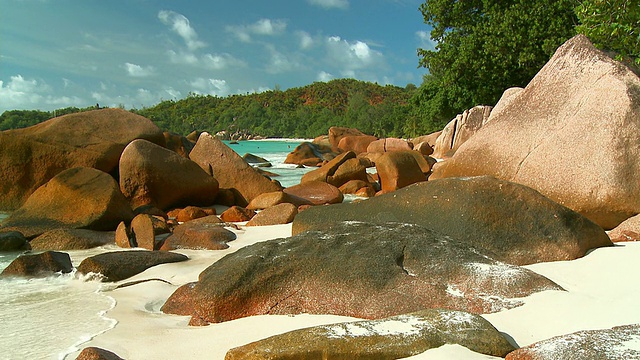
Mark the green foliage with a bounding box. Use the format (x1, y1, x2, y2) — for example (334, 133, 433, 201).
(0, 106, 97, 131)
(416, 0, 578, 124)
(575, 0, 640, 66)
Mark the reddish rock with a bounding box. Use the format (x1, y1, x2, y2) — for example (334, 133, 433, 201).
(77, 250, 188, 282)
(375, 151, 427, 193)
(30, 229, 114, 250)
(608, 214, 640, 242)
(355, 186, 376, 198)
(163, 132, 194, 158)
(246, 203, 298, 226)
(366, 138, 413, 153)
(119, 139, 219, 210)
(432, 105, 492, 159)
(130, 214, 156, 250)
(411, 131, 442, 148)
(413, 141, 434, 156)
(220, 206, 256, 222)
(160, 219, 236, 251)
(0, 231, 29, 251)
(337, 134, 378, 154)
(284, 142, 337, 166)
(1, 251, 73, 278)
(215, 189, 237, 207)
(1, 167, 134, 238)
(339, 180, 373, 195)
(189, 133, 282, 206)
(284, 181, 344, 206)
(327, 158, 370, 188)
(431, 35, 640, 229)
(0, 108, 165, 210)
(76, 347, 124, 360)
(174, 206, 208, 222)
(115, 221, 133, 248)
(133, 205, 168, 220)
(301, 151, 357, 184)
(246, 191, 310, 210)
(328, 126, 366, 151)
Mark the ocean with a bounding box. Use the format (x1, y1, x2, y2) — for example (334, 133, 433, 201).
(0, 139, 310, 360)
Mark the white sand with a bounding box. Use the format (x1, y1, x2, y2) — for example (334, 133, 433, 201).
(68, 224, 640, 360)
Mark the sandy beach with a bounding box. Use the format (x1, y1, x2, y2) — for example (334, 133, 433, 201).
(67, 223, 640, 359)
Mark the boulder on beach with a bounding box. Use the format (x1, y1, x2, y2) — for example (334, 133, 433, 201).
(284, 141, 337, 166)
(245, 203, 298, 226)
(337, 134, 378, 154)
(366, 137, 413, 153)
(220, 206, 256, 222)
(163, 132, 195, 159)
(242, 153, 272, 167)
(431, 35, 640, 229)
(77, 250, 188, 282)
(160, 217, 236, 251)
(1, 251, 73, 278)
(375, 150, 428, 193)
(0, 108, 165, 210)
(119, 139, 219, 210)
(505, 324, 640, 360)
(29, 229, 114, 251)
(431, 105, 492, 159)
(608, 214, 640, 243)
(189, 133, 282, 206)
(225, 309, 515, 359)
(161, 221, 561, 324)
(246, 191, 310, 210)
(283, 181, 344, 206)
(1, 167, 134, 238)
(0, 231, 29, 251)
(293, 176, 612, 266)
(75, 347, 124, 360)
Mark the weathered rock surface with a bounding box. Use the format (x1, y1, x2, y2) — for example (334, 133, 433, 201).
(328, 126, 366, 151)
(337, 134, 378, 154)
(375, 151, 428, 193)
(160, 217, 236, 251)
(284, 142, 337, 166)
(608, 214, 640, 242)
(0, 108, 164, 210)
(246, 191, 310, 210)
(119, 139, 219, 210)
(161, 221, 561, 324)
(284, 181, 344, 206)
(220, 206, 256, 222)
(130, 214, 157, 250)
(367, 138, 413, 153)
(77, 250, 188, 282)
(225, 309, 515, 359)
(0, 231, 29, 251)
(242, 153, 272, 167)
(432, 105, 492, 159)
(431, 35, 640, 229)
(293, 176, 612, 266)
(189, 133, 282, 206)
(246, 203, 298, 226)
(75, 347, 124, 360)
(1, 167, 134, 238)
(163, 132, 195, 158)
(506, 324, 640, 360)
(1, 251, 73, 277)
(30, 229, 114, 250)
(301, 151, 356, 184)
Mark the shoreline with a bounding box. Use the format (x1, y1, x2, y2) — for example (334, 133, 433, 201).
(65, 223, 640, 359)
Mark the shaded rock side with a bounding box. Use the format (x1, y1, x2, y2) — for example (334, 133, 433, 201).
(431, 35, 640, 229)
(189, 133, 282, 206)
(161, 221, 561, 324)
(432, 105, 492, 159)
(119, 139, 219, 210)
(30, 229, 114, 250)
(160, 218, 236, 251)
(226, 309, 515, 359)
(506, 324, 640, 360)
(284, 142, 338, 166)
(292, 176, 611, 266)
(1, 251, 73, 278)
(1, 167, 134, 238)
(77, 250, 188, 282)
(0, 108, 165, 210)
(0, 231, 29, 251)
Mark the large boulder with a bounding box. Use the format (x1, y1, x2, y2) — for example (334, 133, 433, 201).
(1, 251, 73, 278)
(505, 324, 640, 360)
(292, 176, 612, 266)
(160, 216, 236, 251)
(432, 105, 492, 159)
(0, 108, 165, 210)
(283, 181, 344, 206)
(77, 250, 188, 282)
(301, 151, 357, 184)
(337, 134, 378, 154)
(431, 35, 640, 229)
(1, 167, 134, 238)
(328, 126, 366, 151)
(29, 229, 114, 250)
(375, 151, 428, 193)
(0, 231, 29, 251)
(119, 139, 219, 210)
(189, 133, 282, 206)
(245, 203, 298, 226)
(75, 347, 124, 360)
(284, 141, 338, 166)
(161, 221, 561, 324)
(608, 214, 640, 243)
(366, 138, 413, 153)
(225, 309, 515, 359)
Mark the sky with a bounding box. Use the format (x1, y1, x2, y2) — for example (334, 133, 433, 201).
(0, 0, 435, 113)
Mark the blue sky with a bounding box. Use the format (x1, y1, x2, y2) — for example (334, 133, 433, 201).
(0, 0, 434, 113)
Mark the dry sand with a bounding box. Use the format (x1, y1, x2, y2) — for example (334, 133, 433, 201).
(67, 223, 640, 359)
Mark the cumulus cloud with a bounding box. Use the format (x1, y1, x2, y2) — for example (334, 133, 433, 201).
(124, 62, 155, 77)
(307, 0, 349, 9)
(190, 77, 230, 97)
(264, 45, 301, 74)
(158, 10, 206, 50)
(325, 36, 382, 70)
(416, 30, 437, 50)
(226, 19, 287, 43)
(317, 71, 334, 82)
(297, 31, 314, 49)
(202, 53, 247, 70)
(167, 50, 200, 65)
(0, 75, 83, 111)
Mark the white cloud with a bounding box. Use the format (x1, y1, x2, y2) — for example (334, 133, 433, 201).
(226, 18, 287, 43)
(124, 62, 155, 77)
(190, 78, 230, 97)
(158, 10, 206, 51)
(0, 75, 83, 111)
(202, 53, 247, 70)
(416, 30, 437, 50)
(167, 50, 199, 65)
(325, 36, 383, 70)
(265, 45, 301, 74)
(307, 0, 349, 9)
(297, 31, 314, 49)
(317, 71, 334, 82)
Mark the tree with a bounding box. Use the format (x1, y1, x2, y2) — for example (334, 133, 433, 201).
(575, 0, 640, 67)
(416, 0, 578, 124)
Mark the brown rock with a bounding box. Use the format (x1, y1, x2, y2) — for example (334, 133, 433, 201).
(354, 186, 376, 198)
(77, 250, 188, 282)
(411, 131, 442, 148)
(284, 181, 344, 206)
(246, 203, 298, 226)
(76, 347, 124, 360)
(1, 251, 73, 278)
(130, 214, 156, 250)
(375, 151, 427, 193)
(284, 142, 337, 166)
(1, 167, 134, 238)
(432, 105, 492, 159)
(327, 158, 370, 188)
(225, 309, 515, 359)
(431, 35, 640, 229)
(189, 133, 282, 206)
(339, 180, 372, 195)
(301, 151, 357, 184)
(0, 108, 165, 210)
(160, 220, 236, 251)
(413, 141, 434, 156)
(115, 221, 133, 248)
(328, 126, 366, 151)
(337, 134, 378, 154)
(163, 131, 194, 158)
(175, 206, 208, 222)
(608, 214, 640, 242)
(133, 205, 168, 219)
(30, 229, 114, 250)
(366, 138, 413, 153)
(0, 231, 29, 251)
(119, 139, 219, 210)
(246, 191, 310, 210)
(215, 189, 237, 207)
(220, 206, 256, 222)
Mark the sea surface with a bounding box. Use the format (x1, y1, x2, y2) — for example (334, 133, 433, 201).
(0, 139, 309, 360)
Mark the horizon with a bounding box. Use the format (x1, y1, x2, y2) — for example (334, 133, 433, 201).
(0, 0, 434, 114)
